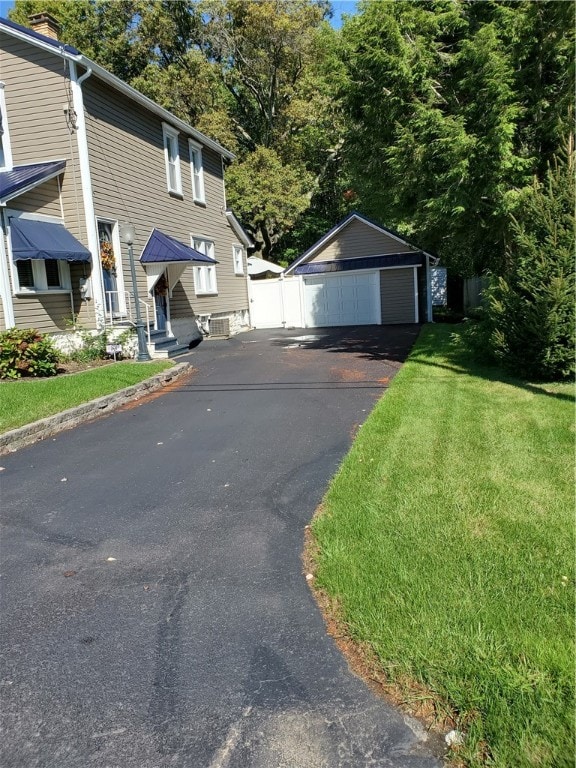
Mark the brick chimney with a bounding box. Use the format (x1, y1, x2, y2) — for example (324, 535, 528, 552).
(28, 12, 61, 40)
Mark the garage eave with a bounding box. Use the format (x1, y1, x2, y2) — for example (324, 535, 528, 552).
(294, 252, 423, 275)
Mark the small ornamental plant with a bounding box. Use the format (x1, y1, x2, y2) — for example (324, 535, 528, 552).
(0, 328, 59, 379)
(100, 240, 115, 272)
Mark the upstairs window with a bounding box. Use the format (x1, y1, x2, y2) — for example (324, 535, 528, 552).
(192, 237, 217, 294)
(162, 123, 182, 196)
(0, 83, 13, 171)
(189, 140, 205, 203)
(233, 245, 244, 275)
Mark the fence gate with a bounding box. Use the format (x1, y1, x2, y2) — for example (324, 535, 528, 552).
(248, 278, 303, 329)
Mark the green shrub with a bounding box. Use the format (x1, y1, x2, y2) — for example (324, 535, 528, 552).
(0, 328, 59, 379)
(68, 327, 109, 363)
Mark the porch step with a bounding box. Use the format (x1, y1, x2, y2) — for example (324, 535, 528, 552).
(147, 331, 189, 359)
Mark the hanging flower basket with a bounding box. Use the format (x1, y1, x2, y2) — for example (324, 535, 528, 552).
(100, 240, 116, 272)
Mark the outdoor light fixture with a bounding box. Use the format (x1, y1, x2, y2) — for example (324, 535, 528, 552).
(120, 223, 151, 362)
(120, 222, 135, 246)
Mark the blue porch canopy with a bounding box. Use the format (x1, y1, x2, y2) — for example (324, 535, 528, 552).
(140, 228, 217, 264)
(10, 217, 91, 262)
(0, 160, 66, 204)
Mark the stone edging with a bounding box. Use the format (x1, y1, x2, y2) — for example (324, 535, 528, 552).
(0, 362, 191, 456)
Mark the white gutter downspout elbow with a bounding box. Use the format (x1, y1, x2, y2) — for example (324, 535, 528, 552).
(77, 66, 93, 86)
(69, 62, 105, 327)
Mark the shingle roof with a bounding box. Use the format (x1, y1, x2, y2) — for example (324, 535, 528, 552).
(294, 253, 424, 275)
(0, 160, 66, 204)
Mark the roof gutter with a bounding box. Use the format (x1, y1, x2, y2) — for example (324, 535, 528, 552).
(0, 21, 234, 161)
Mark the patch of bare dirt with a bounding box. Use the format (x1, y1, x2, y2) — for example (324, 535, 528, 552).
(56, 358, 118, 375)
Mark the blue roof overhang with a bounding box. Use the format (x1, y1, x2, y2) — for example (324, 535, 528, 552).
(140, 229, 218, 264)
(9, 216, 91, 262)
(0, 160, 66, 205)
(294, 253, 424, 275)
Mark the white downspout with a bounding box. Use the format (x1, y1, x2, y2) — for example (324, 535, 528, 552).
(0, 210, 15, 328)
(69, 62, 105, 327)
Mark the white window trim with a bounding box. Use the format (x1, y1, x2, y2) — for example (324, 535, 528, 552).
(7, 211, 72, 294)
(97, 218, 127, 314)
(232, 244, 244, 275)
(0, 82, 13, 172)
(189, 139, 206, 204)
(192, 236, 217, 295)
(162, 122, 182, 196)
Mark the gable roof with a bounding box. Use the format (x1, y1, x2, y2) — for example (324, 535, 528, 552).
(140, 228, 218, 264)
(0, 160, 66, 204)
(0, 16, 234, 161)
(285, 212, 437, 274)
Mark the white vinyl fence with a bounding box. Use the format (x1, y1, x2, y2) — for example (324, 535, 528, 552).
(248, 277, 304, 329)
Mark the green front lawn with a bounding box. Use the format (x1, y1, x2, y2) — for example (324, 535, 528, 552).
(0, 361, 174, 433)
(312, 324, 574, 767)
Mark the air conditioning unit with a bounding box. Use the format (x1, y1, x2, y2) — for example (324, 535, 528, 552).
(209, 317, 230, 337)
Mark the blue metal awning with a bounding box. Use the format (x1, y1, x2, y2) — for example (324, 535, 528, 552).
(0, 160, 66, 204)
(140, 229, 217, 264)
(10, 217, 91, 262)
(294, 253, 423, 275)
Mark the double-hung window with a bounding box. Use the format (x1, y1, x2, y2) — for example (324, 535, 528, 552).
(189, 140, 205, 203)
(192, 237, 217, 294)
(14, 254, 69, 293)
(233, 245, 244, 275)
(0, 82, 13, 171)
(162, 123, 182, 195)
(9, 214, 71, 293)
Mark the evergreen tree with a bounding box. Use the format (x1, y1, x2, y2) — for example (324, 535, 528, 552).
(478, 149, 575, 380)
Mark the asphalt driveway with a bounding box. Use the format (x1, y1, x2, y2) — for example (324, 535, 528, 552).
(0, 325, 441, 768)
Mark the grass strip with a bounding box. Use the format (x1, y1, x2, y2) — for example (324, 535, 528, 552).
(0, 361, 174, 433)
(312, 324, 574, 767)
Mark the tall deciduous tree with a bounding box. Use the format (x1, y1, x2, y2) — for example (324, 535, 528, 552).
(11, 0, 341, 260)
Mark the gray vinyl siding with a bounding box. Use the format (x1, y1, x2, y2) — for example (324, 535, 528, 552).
(82, 76, 248, 318)
(310, 219, 419, 263)
(0, 33, 88, 243)
(0, 294, 5, 330)
(0, 33, 97, 330)
(9, 177, 62, 215)
(380, 268, 416, 324)
(13, 293, 74, 332)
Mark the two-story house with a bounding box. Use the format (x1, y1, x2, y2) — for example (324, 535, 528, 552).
(0, 13, 252, 355)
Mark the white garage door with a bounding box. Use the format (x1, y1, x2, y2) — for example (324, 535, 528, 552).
(304, 272, 380, 328)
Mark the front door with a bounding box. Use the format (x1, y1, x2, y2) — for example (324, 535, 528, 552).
(154, 272, 169, 332)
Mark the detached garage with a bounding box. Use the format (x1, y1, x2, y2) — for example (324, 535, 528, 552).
(284, 212, 437, 328)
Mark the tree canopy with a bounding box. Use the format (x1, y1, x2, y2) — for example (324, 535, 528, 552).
(10, 0, 575, 274)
